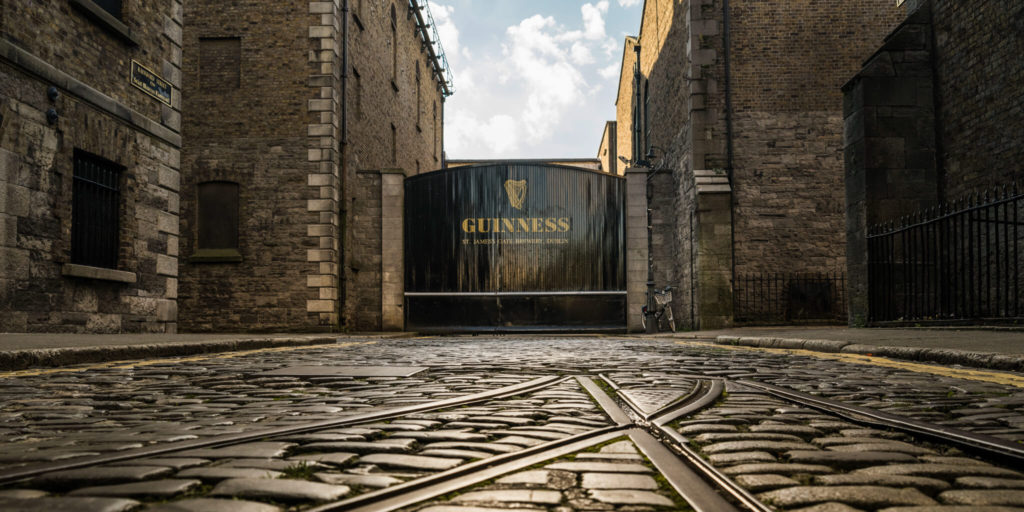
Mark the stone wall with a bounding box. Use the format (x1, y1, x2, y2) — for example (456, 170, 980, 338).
(842, 0, 1019, 325)
(1, 0, 182, 333)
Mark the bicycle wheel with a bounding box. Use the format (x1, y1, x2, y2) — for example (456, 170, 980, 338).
(665, 307, 676, 333)
(640, 310, 647, 331)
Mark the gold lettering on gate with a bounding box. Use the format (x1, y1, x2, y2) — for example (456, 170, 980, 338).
(504, 179, 527, 210)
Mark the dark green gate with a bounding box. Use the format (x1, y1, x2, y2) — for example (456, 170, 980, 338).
(404, 162, 625, 331)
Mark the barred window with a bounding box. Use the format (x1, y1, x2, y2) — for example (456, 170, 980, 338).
(71, 150, 123, 269)
(197, 181, 240, 250)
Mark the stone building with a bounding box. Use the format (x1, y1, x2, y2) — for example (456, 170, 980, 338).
(1, 0, 183, 332)
(615, 0, 902, 330)
(844, 0, 1024, 324)
(179, 0, 450, 332)
(597, 121, 617, 174)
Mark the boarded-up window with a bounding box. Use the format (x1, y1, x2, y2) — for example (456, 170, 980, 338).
(197, 181, 239, 250)
(199, 37, 241, 90)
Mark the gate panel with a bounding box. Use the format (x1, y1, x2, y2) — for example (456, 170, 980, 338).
(405, 163, 625, 330)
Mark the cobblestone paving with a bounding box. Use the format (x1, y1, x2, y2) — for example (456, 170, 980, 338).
(0, 335, 1022, 511)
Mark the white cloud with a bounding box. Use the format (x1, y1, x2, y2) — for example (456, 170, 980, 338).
(618, 0, 641, 6)
(443, 2, 629, 158)
(446, 111, 520, 156)
(570, 42, 594, 65)
(598, 62, 620, 79)
(581, 1, 609, 40)
(428, 2, 461, 62)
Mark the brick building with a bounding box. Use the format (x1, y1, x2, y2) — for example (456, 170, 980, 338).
(844, 0, 1024, 324)
(614, 0, 902, 329)
(180, 0, 451, 332)
(1, 0, 183, 332)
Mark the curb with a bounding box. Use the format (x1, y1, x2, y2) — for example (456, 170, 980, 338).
(707, 335, 1024, 372)
(0, 336, 349, 371)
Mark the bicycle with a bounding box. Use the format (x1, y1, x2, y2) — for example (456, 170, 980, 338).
(641, 285, 676, 333)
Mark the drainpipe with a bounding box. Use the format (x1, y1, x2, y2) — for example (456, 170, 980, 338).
(723, 0, 737, 320)
(339, 0, 350, 329)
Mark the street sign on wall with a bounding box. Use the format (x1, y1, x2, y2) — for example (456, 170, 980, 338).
(405, 162, 625, 331)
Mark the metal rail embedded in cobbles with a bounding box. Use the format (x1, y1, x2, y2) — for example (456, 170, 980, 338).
(0, 336, 1023, 511)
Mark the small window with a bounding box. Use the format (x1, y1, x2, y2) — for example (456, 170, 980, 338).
(197, 181, 239, 250)
(415, 63, 422, 127)
(643, 79, 651, 157)
(391, 123, 397, 165)
(353, 67, 363, 120)
(93, 0, 122, 19)
(199, 37, 241, 90)
(391, 4, 398, 86)
(72, 150, 123, 269)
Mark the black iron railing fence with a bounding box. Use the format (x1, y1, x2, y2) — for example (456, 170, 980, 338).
(867, 183, 1022, 323)
(734, 272, 847, 324)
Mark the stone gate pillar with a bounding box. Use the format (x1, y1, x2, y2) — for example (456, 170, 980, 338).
(625, 168, 648, 332)
(380, 169, 405, 330)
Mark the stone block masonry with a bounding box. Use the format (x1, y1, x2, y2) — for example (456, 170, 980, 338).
(0, 0, 183, 333)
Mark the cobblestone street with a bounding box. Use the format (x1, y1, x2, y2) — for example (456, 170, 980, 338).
(1, 335, 1023, 511)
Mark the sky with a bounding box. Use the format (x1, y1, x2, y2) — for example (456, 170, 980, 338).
(427, 0, 644, 160)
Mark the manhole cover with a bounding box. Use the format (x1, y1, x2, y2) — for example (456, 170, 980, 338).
(257, 366, 428, 377)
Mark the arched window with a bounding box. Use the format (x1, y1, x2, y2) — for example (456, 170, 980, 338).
(390, 4, 398, 85)
(643, 79, 651, 157)
(415, 63, 422, 127)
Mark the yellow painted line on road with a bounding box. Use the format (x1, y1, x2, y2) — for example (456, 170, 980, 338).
(0, 341, 375, 379)
(676, 340, 1024, 388)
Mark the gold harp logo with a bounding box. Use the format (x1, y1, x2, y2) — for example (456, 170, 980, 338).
(504, 179, 527, 210)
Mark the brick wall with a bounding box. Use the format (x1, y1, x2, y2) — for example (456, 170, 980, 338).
(342, 0, 447, 330)
(179, 0, 323, 332)
(728, 0, 902, 277)
(614, 36, 638, 176)
(620, 0, 900, 327)
(1, 0, 182, 333)
(931, 0, 1024, 199)
(180, 0, 446, 332)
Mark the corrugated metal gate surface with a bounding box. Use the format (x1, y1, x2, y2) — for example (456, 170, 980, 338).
(405, 162, 625, 331)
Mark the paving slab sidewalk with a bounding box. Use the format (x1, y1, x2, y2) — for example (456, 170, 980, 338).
(669, 326, 1024, 372)
(0, 333, 408, 371)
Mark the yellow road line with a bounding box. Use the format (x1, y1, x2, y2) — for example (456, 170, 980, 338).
(0, 341, 375, 379)
(676, 340, 1024, 388)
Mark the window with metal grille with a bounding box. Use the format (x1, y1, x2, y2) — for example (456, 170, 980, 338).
(93, 0, 122, 19)
(197, 181, 240, 250)
(71, 150, 123, 269)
